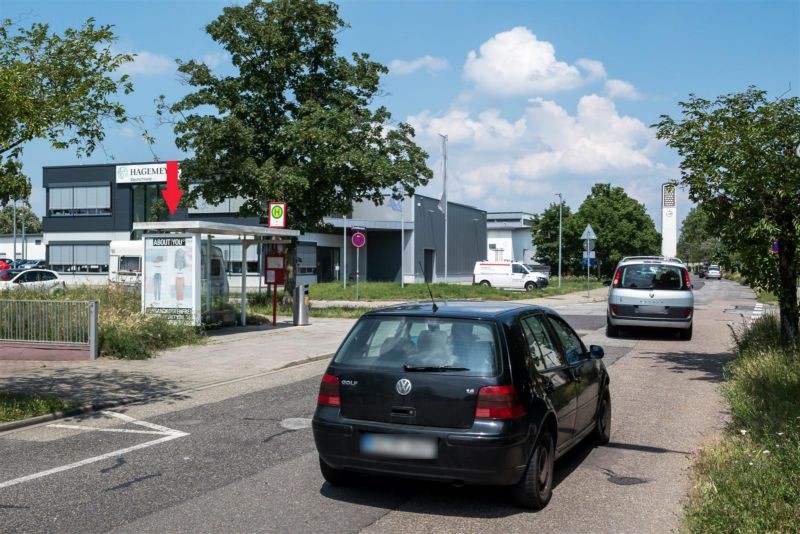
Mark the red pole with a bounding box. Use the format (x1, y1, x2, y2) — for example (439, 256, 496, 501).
(272, 282, 278, 326)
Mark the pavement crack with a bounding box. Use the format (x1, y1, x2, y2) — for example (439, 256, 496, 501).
(104, 473, 162, 492)
(100, 457, 126, 473)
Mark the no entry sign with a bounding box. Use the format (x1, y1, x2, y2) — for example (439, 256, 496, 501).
(351, 232, 366, 248)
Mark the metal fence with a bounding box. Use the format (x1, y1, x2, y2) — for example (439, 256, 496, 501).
(0, 300, 98, 359)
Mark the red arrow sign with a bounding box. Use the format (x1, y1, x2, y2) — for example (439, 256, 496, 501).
(161, 160, 183, 215)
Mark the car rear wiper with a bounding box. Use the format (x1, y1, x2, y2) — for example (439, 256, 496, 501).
(403, 364, 470, 372)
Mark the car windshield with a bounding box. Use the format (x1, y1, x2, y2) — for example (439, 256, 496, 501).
(709, 265, 720, 270)
(619, 264, 687, 290)
(333, 315, 499, 376)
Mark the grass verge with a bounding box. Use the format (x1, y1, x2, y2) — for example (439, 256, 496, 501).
(683, 315, 799, 532)
(1, 285, 205, 359)
(0, 392, 77, 423)
(308, 278, 604, 301)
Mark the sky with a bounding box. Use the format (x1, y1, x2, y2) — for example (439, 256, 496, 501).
(8, 0, 800, 231)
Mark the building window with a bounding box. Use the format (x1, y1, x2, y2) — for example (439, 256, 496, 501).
(217, 243, 259, 274)
(48, 186, 111, 216)
(49, 244, 110, 273)
(296, 242, 317, 276)
(188, 185, 248, 215)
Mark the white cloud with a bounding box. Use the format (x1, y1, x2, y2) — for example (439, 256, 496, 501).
(202, 52, 230, 69)
(605, 79, 643, 100)
(408, 95, 660, 211)
(389, 55, 449, 75)
(119, 51, 174, 75)
(463, 27, 605, 95)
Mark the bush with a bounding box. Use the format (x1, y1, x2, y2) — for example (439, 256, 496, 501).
(685, 316, 800, 532)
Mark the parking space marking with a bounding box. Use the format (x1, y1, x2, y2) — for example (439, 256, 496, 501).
(0, 412, 188, 491)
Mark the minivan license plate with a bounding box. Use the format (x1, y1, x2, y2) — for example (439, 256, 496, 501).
(360, 434, 437, 459)
(637, 305, 667, 314)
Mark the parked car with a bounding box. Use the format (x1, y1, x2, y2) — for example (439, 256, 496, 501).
(0, 269, 65, 291)
(604, 256, 694, 340)
(0, 258, 11, 271)
(705, 264, 722, 280)
(16, 259, 47, 270)
(312, 301, 610, 509)
(473, 261, 549, 291)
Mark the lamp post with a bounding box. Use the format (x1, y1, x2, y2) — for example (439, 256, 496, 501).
(556, 193, 563, 288)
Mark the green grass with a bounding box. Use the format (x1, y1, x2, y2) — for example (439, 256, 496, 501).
(755, 289, 778, 304)
(0, 392, 78, 423)
(1, 285, 205, 359)
(683, 315, 800, 532)
(308, 278, 604, 301)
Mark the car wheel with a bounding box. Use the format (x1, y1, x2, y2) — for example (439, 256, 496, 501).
(480, 280, 491, 287)
(679, 324, 693, 341)
(511, 430, 554, 510)
(606, 318, 619, 338)
(525, 281, 537, 292)
(594, 390, 611, 445)
(319, 456, 356, 486)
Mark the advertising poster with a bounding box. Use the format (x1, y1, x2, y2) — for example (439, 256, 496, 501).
(142, 235, 200, 324)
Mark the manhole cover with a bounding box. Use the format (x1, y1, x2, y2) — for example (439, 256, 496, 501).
(279, 417, 312, 430)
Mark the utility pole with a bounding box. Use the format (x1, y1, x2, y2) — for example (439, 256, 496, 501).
(12, 200, 17, 264)
(556, 193, 563, 288)
(439, 134, 448, 283)
(343, 215, 347, 289)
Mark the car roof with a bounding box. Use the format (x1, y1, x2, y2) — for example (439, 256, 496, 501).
(363, 300, 551, 320)
(618, 256, 685, 267)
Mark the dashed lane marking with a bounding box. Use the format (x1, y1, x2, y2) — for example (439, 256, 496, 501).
(0, 411, 188, 490)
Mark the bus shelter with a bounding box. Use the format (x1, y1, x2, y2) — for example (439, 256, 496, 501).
(132, 221, 299, 326)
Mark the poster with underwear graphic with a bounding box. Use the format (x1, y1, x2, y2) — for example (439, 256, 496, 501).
(142, 235, 200, 324)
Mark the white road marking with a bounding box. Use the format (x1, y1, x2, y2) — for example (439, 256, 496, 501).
(752, 303, 764, 320)
(0, 412, 188, 491)
(47, 424, 167, 436)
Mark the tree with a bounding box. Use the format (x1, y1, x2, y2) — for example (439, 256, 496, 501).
(0, 17, 134, 206)
(656, 88, 800, 343)
(0, 203, 42, 234)
(574, 183, 661, 277)
(677, 206, 724, 265)
(531, 201, 579, 269)
(160, 0, 432, 302)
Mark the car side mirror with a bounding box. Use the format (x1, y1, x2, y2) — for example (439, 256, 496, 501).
(590, 345, 604, 359)
(602, 280, 611, 287)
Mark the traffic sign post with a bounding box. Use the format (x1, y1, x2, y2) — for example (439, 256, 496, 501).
(580, 224, 597, 297)
(268, 202, 286, 228)
(352, 232, 366, 302)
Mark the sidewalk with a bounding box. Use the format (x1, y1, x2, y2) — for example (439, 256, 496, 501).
(0, 287, 608, 429)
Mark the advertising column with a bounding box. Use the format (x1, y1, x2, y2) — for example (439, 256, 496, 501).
(142, 234, 201, 325)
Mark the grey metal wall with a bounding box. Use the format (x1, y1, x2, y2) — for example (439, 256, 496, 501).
(413, 195, 486, 281)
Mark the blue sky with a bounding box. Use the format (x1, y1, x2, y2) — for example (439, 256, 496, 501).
(9, 0, 800, 228)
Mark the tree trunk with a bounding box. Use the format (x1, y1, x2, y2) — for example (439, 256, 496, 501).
(777, 233, 799, 344)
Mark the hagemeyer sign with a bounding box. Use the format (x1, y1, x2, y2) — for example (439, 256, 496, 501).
(116, 163, 181, 184)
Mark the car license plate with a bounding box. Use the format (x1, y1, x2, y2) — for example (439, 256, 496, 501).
(637, 305, 667, 314)
(360, 433, 437, 459)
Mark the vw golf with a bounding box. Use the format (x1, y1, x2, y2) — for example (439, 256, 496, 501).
(312, 301, 610, 509)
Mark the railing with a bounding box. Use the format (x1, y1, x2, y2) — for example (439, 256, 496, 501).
(0, 300, 99, 359)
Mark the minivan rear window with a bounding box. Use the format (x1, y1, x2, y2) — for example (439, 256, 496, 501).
(333, 316, 499, 376)
(619, 264, 688, 290)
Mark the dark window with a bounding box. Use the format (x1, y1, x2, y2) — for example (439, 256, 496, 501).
(512, 263, 528, 274)
(520, 315, 564, 370)
(119, 256, 141, 273)
(547, 316, 586, 365)
(39, 271, 57, 281)
(619, 264, 687, 290)
(48, 186, 111, 216)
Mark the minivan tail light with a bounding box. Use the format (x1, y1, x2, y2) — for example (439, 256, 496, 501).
(612, 267, 622, 287)
(318, 373, 340, 407)
(610, 304, 619, 315)
(475, 385, 526, 419)
(682, 268, 692, 288)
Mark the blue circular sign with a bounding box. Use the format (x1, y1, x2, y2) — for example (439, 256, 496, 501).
(351, 232, 366, 248)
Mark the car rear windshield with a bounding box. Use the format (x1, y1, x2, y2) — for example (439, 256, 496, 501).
(619, 264, 687, 290)
(333, 315, 500, 376)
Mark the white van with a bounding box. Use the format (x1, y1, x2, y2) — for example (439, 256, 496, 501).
(109, 240, 229, 302)
(473, 261, 549, 291)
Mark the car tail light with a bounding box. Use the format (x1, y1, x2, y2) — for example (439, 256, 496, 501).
(317, 373, 340, 407)
(475, 385, 526, 419)
(684, 308, 693, 318)
(610, 304, 619, 315)
(682, 269, 692, 288)
(612, 267, 622, 287)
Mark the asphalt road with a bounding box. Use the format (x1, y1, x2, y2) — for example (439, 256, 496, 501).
(0, 279, 756, 533)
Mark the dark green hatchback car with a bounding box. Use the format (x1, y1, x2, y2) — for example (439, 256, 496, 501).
(312, 301, 610, 510)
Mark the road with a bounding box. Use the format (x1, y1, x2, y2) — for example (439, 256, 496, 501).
(0, 278, 758, 533)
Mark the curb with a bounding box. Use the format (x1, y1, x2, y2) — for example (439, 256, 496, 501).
(0, 353, 333, 434)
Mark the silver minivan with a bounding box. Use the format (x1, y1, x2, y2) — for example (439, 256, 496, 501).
(604, 256, 694, 340)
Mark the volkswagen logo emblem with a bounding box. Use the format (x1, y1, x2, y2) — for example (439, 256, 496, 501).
(395, 378, 412, 396)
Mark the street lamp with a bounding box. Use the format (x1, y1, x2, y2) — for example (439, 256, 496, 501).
(556, 193, 563, 288)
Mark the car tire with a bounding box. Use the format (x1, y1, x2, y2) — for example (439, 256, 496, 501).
(594, 390, 611, 445)
(319, 456, 356, 486)
(606, 318, 619, 338)
(525, 281, 537, 292)
(480, 280, 491, 287)
(679, 325, 693, 341)
(511, 430, 554, 510)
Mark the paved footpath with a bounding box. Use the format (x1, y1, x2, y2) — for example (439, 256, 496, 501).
(0, 288, 608, 427)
